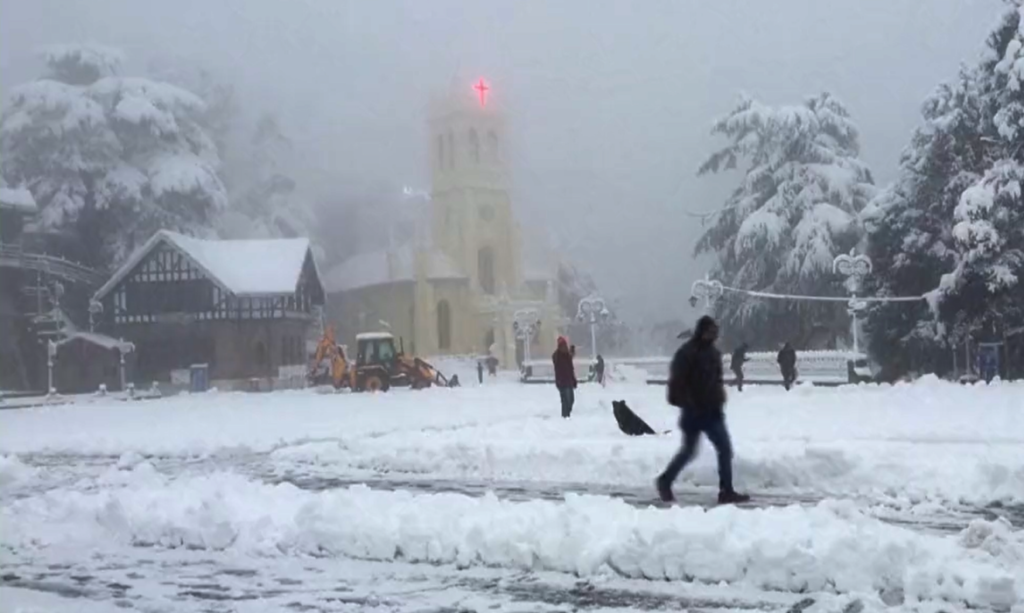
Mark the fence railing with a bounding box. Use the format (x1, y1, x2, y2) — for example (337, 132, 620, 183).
(520, 350, 872, 386)
(0, 243, 105, 287)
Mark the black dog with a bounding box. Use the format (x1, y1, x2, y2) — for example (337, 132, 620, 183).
(612, 400, 658, 436)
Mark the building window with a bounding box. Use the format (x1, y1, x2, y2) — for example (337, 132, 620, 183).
(447, 129, 455, 169)
(254, 340, 267, 371)
(487, 130, 499, 162)
(437, 300, 451, 351)
(479, 205, 495, 222)
(478, 246, 496, 295)
(468, 128, 480, 163)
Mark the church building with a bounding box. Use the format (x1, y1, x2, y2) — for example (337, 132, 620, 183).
(324, 80, 563, 366)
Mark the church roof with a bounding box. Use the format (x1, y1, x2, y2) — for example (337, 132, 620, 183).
(94, 230, 319, 301)
(324, 246, 466, 293)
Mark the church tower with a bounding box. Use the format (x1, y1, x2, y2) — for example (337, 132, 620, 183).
(429, 79, 521, 299)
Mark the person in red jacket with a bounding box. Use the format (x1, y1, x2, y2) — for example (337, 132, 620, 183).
(553, 336, 577, 418)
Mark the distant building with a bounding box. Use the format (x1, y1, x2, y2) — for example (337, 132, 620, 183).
(0, 187, 106, 391)
(92, 230, 325, 386)
(323, 80, 563, 366)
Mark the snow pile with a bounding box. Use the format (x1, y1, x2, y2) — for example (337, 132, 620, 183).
(2, 470, 1020, 609)
(0, 454, 36, 488)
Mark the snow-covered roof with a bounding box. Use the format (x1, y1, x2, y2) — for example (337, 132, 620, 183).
(356, 332, 394, 340)
(0, 187, 37, 212)
(324, 246, 466, 293)
(94, 230, 318, 301)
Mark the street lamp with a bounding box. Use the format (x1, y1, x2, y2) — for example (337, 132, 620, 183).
(832, 249, 872, 354)
(512, 308, 541, 364)
(690, 273, 724, 312)
(46, 339, 57, 396)
(576, 295, 610, 360)
(88, 300, 103, 332)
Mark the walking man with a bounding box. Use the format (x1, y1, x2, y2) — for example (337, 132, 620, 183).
(553, 336, 577, 418)
(657, 316, 749, 505)
(778, 342, 797, 391)
(730, 342, 750, 391)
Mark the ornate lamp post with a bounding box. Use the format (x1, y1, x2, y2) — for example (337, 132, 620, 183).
(88, 300, 103, 333)
(512, 308, 541, 364)
(46, 339, 57, 396)
(832, 249, 872, 354)
(576, 295, 610, 360)
(689, 273, 724, 312)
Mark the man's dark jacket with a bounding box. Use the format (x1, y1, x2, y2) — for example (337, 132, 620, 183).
(778, 346, 796, 373)
(668, 316, 726, 417)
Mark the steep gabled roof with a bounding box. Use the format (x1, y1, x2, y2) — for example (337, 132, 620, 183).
(94, 230, 319, 301)
(0, 187, 37, 212)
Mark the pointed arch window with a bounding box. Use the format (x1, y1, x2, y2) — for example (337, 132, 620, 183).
(437, 300, 452, 351)
(478, 246, 496, 295)
(469, 128, 480, 163)
(447, 129, 455, 169)
(487, 130, 499, 162)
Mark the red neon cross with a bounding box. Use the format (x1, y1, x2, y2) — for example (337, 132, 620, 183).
(474, 78, 490, 107)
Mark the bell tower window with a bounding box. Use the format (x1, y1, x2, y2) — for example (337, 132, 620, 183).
(478, 246, 496, 295)
(469, 128, 480, 164)
(487, 130, 499, 162)
(447, 129, 455, 169)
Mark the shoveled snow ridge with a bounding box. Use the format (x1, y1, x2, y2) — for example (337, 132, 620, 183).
(3, 469, 1020, 609)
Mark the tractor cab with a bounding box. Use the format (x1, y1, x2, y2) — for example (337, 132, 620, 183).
(355, 332, 399, 369)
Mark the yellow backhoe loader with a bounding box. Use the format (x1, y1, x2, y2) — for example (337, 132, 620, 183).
(307, 327, 458, 392)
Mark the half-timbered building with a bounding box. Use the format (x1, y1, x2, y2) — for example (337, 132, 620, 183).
(92, 230, 325, 385)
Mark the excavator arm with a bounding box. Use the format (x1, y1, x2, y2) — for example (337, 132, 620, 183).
(308, 326, 351, 389)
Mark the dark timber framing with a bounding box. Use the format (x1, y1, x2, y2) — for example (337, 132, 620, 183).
(93, 233, 325, 384)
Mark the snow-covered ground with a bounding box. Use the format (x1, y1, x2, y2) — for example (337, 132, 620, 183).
(1, 377, 1022, 611)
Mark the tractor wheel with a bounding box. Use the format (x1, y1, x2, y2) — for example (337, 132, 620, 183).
(363, 375, 389, 393)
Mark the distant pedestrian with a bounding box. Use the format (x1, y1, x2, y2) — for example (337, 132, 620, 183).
(486, 355, 498, 376)
(657, 316, 749, 505)
(730, 343, 750, 391)
(553, 336, 577, 418)
(778, 342, 797, 390)
(595, 354, 606, 386)
(477, 360, 484, 384)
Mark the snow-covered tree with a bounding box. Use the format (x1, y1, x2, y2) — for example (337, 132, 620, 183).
(215, 113, 316, 243)
(866, 1, 1024, 379)
(0, 44, 226, 268)
(695, 93, 876, 348)
(862, 71, 986, 378)
(937, 5, 1024, 319)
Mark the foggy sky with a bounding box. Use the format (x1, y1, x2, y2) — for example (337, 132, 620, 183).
(0, 0, 1002, 324)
